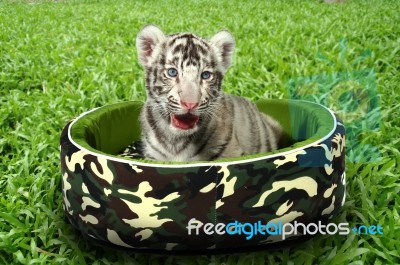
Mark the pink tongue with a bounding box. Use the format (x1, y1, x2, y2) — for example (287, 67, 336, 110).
(171, 114, 199, 130)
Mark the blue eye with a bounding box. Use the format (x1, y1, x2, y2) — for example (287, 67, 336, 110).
(167, 68, 178, 77)
(201, 71, 212, 80)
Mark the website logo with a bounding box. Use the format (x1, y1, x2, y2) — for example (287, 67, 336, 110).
(187, 218, 383, 240)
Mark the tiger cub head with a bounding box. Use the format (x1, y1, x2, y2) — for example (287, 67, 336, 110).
(136, 25, 235, 133)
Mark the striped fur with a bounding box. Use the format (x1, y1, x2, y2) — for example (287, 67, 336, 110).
(136, 25, 282, 161)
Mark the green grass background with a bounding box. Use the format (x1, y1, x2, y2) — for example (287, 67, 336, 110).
(1, 0, 399, 264)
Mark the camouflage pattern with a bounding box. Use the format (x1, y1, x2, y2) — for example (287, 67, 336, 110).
(60, 112, 345, 252)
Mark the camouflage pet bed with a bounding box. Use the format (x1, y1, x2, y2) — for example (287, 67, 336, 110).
(60, 99, 346, 253)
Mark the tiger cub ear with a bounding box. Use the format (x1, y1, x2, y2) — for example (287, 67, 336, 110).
(136, 25, 166, 66)
(210, 30, 235, 72)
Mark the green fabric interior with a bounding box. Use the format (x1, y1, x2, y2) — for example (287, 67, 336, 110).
(70, 99, 335, 164)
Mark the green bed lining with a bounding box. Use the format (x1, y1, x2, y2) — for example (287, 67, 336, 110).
(70, 99, 335, 164)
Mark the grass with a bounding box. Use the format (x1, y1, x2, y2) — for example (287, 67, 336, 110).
(0, 0, 399, 264)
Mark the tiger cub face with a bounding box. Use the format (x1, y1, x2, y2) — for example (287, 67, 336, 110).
(136, 25, 234, 134)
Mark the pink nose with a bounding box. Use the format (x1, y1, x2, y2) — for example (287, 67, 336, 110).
(181, 101, 199, 110)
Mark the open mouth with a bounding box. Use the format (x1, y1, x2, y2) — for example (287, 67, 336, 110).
(171, 113, 200, 130)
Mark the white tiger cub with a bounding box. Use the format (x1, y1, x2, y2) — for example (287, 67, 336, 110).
(136, 25, 282, 161)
